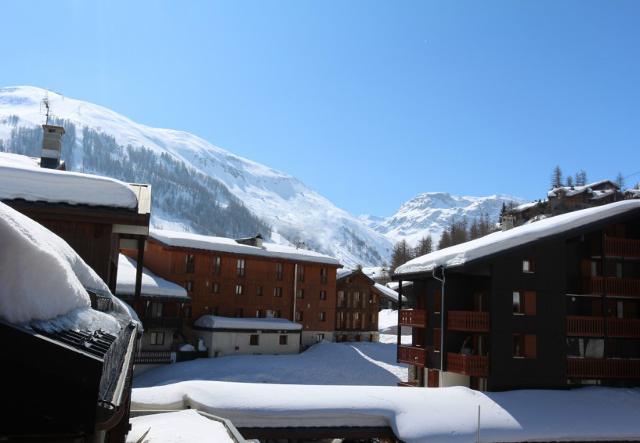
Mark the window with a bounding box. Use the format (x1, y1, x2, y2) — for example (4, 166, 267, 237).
(250, 334, 259, 346)
(273, 287, 283, 297)
(337, 312, 345, 328)
(354, 291, 360, 305)
(298, 265, 305, 282)
(213, 256, 221, 274)
(256, 309, 263, 318)
(183, 305, 192, 318)
(370, 313, 377, 325)
(513, 334, 537, 358)
(319, 311, 326, 321)
(150, 302, 163, 318)
(522, 259, 534, 273)
(185, 280, 194, 292)
(212, 282, 220, 294)
(295, 311, 303, 321)
(256, 285, 263, 296)
(320, 290, 327, 300)
(320, 267, 328, 284)
(237, 258, 246, 277)
(150, 331, 165, 345)
(296, 288, 304, 299)
(235, 284, 243, 296)
(279, 335, 288, 345)
(513, 291, 536, 315)
(337, 290, 345, 307)
(186, 254, 195, 273)
(275, 263, 283, 280)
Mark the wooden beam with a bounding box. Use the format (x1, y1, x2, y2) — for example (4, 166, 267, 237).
(134, 237, 145, 301)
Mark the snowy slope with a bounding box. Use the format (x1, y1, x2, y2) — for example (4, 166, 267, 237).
(362, 192, 521, 247)
(0, 86, 392, 267)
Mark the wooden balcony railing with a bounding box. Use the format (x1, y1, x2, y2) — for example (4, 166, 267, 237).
(399, 309, 427, 327)
(607, 318, 640, 338)
(135, 351, 173, 364)
(397, 345, 427, 366)
(566, 316, 604, 337)
(567, 358, 640, 379)
(446, 353, 488, 377)
(605, 237, 640, 258)
(584, 277, 640, 298)
(448, 311, 489, 332)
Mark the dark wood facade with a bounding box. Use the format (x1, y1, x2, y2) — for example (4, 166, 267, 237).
(335, 270, 379, 342)
(396, 206, 640, 391)
(139, 238, 341, 345)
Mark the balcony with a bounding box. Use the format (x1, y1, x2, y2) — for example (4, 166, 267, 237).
(567, 358, 640, 379)
(567, 316, 604, 337)
(448, 311, 489, 332)
(605, 237, 640, 258)
(584, 277, 640, 298)
(446, 353, 488, 377)
(135, 351, 173, 364)
(607, 318, 640, 338)
(397, 345, 427, 366)
(399, 309, 427, 328)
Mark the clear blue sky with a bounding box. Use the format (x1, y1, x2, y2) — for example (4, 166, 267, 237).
(2, 1, 639, 216)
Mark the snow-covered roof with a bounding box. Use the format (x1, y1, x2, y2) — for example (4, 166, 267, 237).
(116, 254, 189, 299)
(336, 268, 356, 279)
(387, 281, 413, 290)
(510, 201, 539, 213)
(362, 266, 389, 279)
(0, 152, 138, 209)
(132, 383, 640, 443)
(590, 188, 616, 201)
(150, 229, 341, 266)
(194, 315, 302, 331)
(127, 410, 236, 443)
(626, 188, 640, 198)
(373, 283, 406, 302)
(0, 201, 125, 333)
(547, 179, 618, 199)
(396, 200, 640, 276)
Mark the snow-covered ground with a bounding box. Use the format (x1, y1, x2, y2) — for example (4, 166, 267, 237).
(378, 308, 412, 344)
(134, 340, 407, 387)
(132, 382, 640, 443)
(127, 410, 235, 443)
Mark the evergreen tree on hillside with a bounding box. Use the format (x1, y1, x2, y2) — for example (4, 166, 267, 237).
(414, 235, 433, 257)
(575, 170, 588, 186)
(566, 175, 574, 187)
(551, 165, 563, 188)
(391, 239, 413, 271)
(438, 230, 451, 250)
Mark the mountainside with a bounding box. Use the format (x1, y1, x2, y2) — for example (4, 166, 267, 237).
(0, 86, 392, 267)
(361, 192, 521, 247)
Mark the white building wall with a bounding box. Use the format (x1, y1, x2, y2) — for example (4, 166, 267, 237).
(301, 330, 335, 347)
(193, 329, 300, 357)
(439, 371, 470, 388)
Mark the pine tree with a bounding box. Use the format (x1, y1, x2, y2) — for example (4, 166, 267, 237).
(414, 235, 433, 257)
(615, 172, 626, 190)
(438, 230, 451, 250)
(575, 170, 587, 186)
(391, 239, 413, 270)
(551, 165, 563, 188)
(566, 175, 574, 187)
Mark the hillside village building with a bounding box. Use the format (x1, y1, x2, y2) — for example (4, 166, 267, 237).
(138, 230, 342, 346)
(394, 200, 640, 391)
(335, 269, 381, 342)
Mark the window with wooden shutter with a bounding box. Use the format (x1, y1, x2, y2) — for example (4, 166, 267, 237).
(523, 291, 537, 315)
(513, 334, 537, 358)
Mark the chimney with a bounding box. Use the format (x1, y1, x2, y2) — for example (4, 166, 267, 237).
(40, 124, 65, 169)
(501, 214, 515, 231)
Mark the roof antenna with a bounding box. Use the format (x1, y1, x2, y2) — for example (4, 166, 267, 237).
(41, 93, 51, 125)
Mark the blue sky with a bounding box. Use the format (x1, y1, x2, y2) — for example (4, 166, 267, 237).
(2, 1, 639, 216)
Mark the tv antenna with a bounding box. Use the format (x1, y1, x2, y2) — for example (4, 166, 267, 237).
(41, 94, 51, 125)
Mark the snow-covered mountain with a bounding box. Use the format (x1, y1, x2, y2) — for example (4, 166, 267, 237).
(0, 86, 392, 267)
(361, 192, 521, 247)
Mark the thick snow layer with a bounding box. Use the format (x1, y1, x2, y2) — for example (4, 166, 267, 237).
(374, 282, 404, 302)
(151, 229, 341, 266)
(336, 268, 356, 279)
(132, 383, 640, 443)
(396, 200, 640, 275)
(127, 410, 234, 443)
(0, 86, 393, 268)
(362, 266, 389, 280)
(548, 180, 617, 198)
(377, 309, 412, 344)
(194, 315, 302, 331)
(0, 202, 118, 327)
(134, 340, 406, 387)
(116, 254, 188, 299)
(0, 152, 138, 208)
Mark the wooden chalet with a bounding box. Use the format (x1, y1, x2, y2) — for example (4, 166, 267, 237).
(394, 200, 640, 391)
(137, 230, 342, 347)
(335, 269, 380, 342)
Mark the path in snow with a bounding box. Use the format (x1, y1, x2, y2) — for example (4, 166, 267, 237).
(134, 340, 407, 388)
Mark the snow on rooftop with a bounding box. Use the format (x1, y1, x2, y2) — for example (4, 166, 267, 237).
(127, 410, 235, 443)
(547, 179, 618, 199)
(132, 383, 640, 443)
(387, 281, 413, 290)
(150, 229, 341, 266)
(0, 202, 123, 332)
(194, 315, 302, 331)
(116, 254, 188, 299)
(362, 266, 389, 279)
(396, 200, 640, 276)
(374, 283, 406, 302)
(510, 201, 539, 213)
(336, 268, 356, 279)
(0, 152, 138, 209)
